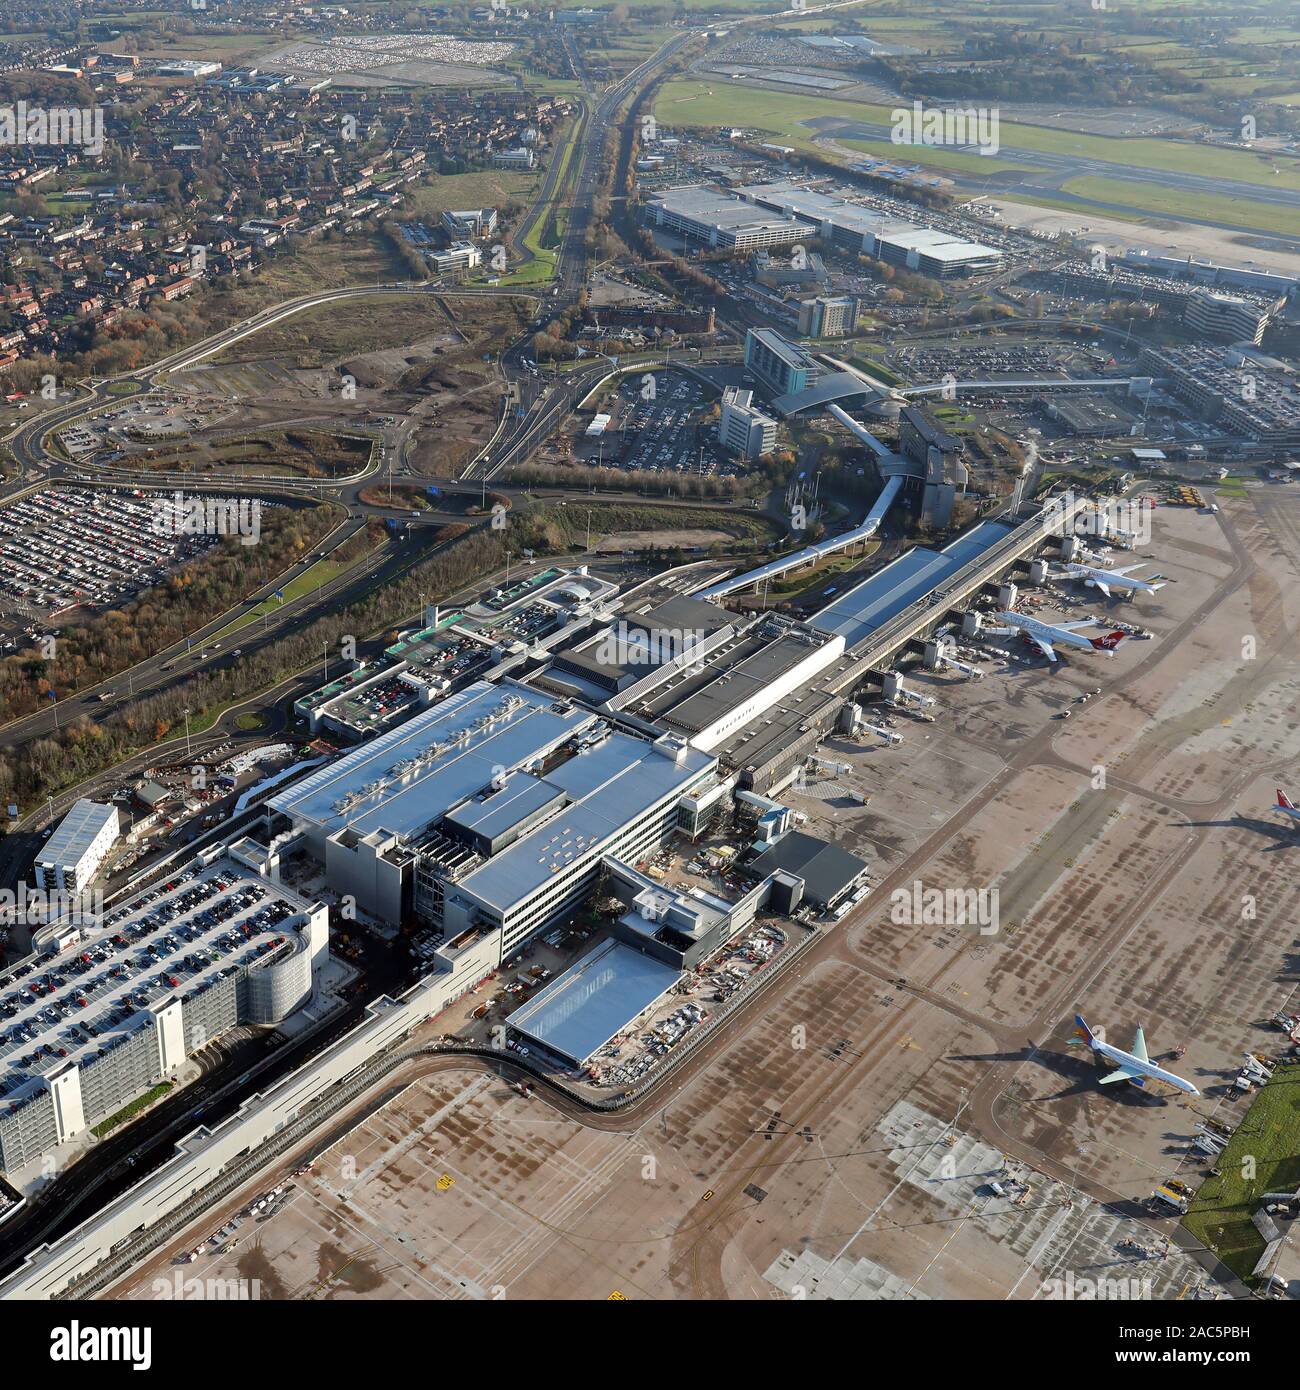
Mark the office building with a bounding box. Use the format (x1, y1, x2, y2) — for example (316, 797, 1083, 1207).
(1185, 288, 1276, 346)
(491, 147, 536, 170)
(719, 387, 778, 459)
(428, 241, 482, 275)
(440, 207, 497, 239)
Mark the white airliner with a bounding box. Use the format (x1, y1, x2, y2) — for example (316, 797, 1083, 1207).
(1070, 1015, 1200, 1096)
(995, 611, 1126, 662)
(1274, 788, 1300, 826)
(1057, 561, 1165, 598)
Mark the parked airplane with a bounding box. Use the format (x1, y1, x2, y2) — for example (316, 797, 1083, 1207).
(1274, 788, 1300, 826)
(1057, 561, 1165, 598)
(994, 611, 1126, 661)
(1070, 1014, 1200, 1096)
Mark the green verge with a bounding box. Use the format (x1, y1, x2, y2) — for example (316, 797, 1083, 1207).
(92, 1082, 173, 1138)
(1183, 1063, 1300, 1282)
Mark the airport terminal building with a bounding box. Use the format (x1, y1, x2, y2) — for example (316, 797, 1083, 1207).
(268, 680, 719, 962)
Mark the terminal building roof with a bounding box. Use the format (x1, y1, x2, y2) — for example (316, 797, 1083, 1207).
(810, 520, 1018, 650)
(506, 937, 682, 1065)
(452, 730, 715, 913)
(270, 681, 591, 840)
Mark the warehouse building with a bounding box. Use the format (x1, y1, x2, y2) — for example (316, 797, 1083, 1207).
(34, 800, 120, 894)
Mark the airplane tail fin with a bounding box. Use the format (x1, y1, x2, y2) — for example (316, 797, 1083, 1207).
(1278, 788, 1296, 811)
(1071, 1014, 1095, 1048)
(1089, 630, 1126, 651)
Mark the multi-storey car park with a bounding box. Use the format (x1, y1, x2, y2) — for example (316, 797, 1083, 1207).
(644, 185, 808, 252)
(294, 569, 621, 741)
(0, 855, 327, 1175)
(647, 179, 1003, 277)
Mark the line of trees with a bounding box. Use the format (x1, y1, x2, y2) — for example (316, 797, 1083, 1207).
(0, 504, 350, 725)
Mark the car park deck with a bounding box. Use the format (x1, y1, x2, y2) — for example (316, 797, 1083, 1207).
(0, 862, 310, 1114)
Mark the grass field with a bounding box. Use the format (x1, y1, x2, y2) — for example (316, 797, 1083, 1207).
(1059, 175, 1300, 238)
(768, 543, 879, 596)
(496, 114, 583, 286)
(653, 80, 1300, 195)
(1183, 1064, 1300, 1282)
(212, 540, 383, 640)
(213, 295, 453, 367)
(94, 31, 283, 65)
(840, 137, 1034, 178)
(406, 169, 539, 220)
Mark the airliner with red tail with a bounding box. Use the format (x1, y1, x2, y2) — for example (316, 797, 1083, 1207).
(995, 611, 1127, 662)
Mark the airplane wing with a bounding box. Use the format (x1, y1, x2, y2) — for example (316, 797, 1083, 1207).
(1030, 635, 1057, 660)
(1092, 579, 1112, 597)
(1131, 1026, 1149, 1062)
(1054, 619, 1094, 630)
(1099, 1065, 1142, 1085)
